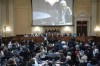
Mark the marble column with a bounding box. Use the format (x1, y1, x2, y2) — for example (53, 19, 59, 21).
(91, 0, 97, 36)
(1, 0, 7, 37)
(0, 0, 2, 36)
(9, 0, 14, 36)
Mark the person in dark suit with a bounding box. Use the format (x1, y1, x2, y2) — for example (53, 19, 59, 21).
(20, 48, 30, 61)
(29, 40, 35, 53)
(27, 58, 35, 66)
(58, 41, 63, 50)
(59, 54, 66, 66)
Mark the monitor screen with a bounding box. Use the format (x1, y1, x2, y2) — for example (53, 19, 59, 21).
(32, 0, 73, 26)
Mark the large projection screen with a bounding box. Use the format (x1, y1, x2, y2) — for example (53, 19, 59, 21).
(32, 0, 73, 26)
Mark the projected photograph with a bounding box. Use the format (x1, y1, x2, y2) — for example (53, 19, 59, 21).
(32, 0, 73, 26)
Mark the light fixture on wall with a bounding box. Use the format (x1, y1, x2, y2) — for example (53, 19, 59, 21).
(34, 26, 41, 32)
(32, 26, 44, 35)
(94, 26, 100, 36)
(33, 26, 41, 34)
(4, 26, 6, 37)
(45, 0, 59, 6)
(3, 26, 11, 37)
(94, 26, 100, 31)
(64, 26, 71, 33)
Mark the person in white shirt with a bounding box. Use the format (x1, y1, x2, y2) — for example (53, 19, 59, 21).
(14, 41, 20, 48)
(8, 41, 13, 49)
(80, 54, 87, 63)
(93, 46, 99, 56)
(79, 50, 84, 57)
(0, 50, 4, 58)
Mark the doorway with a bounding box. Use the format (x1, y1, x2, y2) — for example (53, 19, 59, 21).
(77, 21, 87, 36)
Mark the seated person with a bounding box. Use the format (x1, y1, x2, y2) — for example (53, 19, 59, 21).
(27, 58, 35, 66)
(59, 54, 66, 66)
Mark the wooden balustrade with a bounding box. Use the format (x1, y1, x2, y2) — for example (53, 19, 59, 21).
(2, 36, 94, 44)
